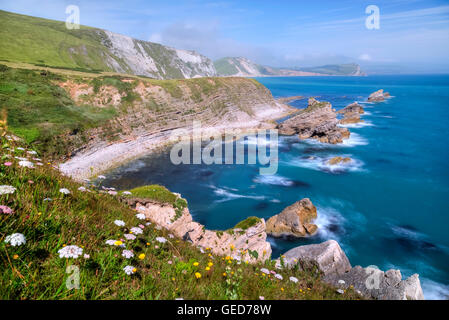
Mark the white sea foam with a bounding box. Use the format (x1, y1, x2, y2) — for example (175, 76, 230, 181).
(211, 186, 265, 203)
(314, 206, 346, 240)
(338, 121, 374, 129)
(421, 278, 449, 300)
(253, 174, 295, 186)
(341, 132, 369, 147)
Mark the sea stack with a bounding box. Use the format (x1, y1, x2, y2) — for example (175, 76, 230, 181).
(368, 89, 391, 102)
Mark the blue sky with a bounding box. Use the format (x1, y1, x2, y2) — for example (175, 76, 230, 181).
(1, 0, 449, 72)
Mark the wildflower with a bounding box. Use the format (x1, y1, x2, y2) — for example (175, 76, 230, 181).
(336, 289, 344, 294)
(281, 288, 284, 292)
(4, 233, 26, 246)
(155, 237, 167, 243)
(98, 175, 106, 180)
(138, 253, 145, 260)
(122, 191, 132, 195)
(124, 234, 136, 240)
(114, 240, 124, 246)
(145, 222, 151, 226)
(18, 160, 34, 168)
(4, 162, 12, 166)
(138, 224, 145, 229)
(106, 240, 116, 245)
(207, 262, 213, 267)
(205, 267, 210, 271)
(289, 276, 299, 283)
(259, 296, 265, 300)
(168, 234, 174, 239)
(223, 272, 227, 277)
(108, 190, 117, 196)
(13, 254, 19, 260)
(114, 220, 125, 227)
(155, 245, 159, 249)
(168, 260, 173, 265)
(43, 198, 52, 202)
(260, 268, 270, 275)
(193, 262, 199, 266)
(194, 272, 201, 279)
(123, 265, 136, 275)
(135, 213, 146, 220)
(59, 188, 71, 195)
(58, 245, 83, 259)
(130, 227, 143, 235)
(83, 254, 90, 259)
(27, 150, 37, 155)
(0, 205, 13, 214)
(15, 147, 25, 151)
(0, 185, 16, 195)
(122, 250, 134, 259)
(275, 274, 283, 280)
(78, 186, 87, 192)
(28, 180, 34, 184)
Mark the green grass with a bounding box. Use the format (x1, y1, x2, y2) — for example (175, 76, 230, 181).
(298, 63, 360, 76)
(0, 132, 361, 300)
(233, 217, 261, 230)
(121, 185, 178, 204)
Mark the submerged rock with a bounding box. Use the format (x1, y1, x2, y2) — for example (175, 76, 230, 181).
(327, 156, 352, 165)
(266, 198, 318, 237)
(277, 98, 350, 144)
(368, 89, 391, 102)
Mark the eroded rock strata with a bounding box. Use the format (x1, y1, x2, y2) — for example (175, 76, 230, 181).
(368, 89, 391, 102)
(338, 102, 365, 125)
(266, 198, 318, 238)
(277, 98, 350, 144)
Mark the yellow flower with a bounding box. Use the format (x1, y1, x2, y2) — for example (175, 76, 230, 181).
(227, 260, 232, 264)
(13, 254, 19, 260)
(138, 253, 145, 260)
(62, 244, 66, 247)
(281, 288, 284, 291)
(172, 277, 176, 281)
(146, 242, 150, 246)
(222, 272, 227, 277)
(132, 268, 137, 273)
(230, 244, 235, 251)
(208, 253, 212, 257)
(114, 240, 123, 246)
(38, 212, 42, 216)
(205, 267, 210, 271)
(193, 262, 199, 266)
(194, 272, 201, 279)
(225, 256, 231, 260)
(207, 262, 213, 267)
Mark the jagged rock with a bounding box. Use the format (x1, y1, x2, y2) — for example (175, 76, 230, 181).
(339, 113, 363, 124)
(338, 102, 365, 124)
(277, 98, 350, 144)
(323, 266, 425, 300)
(368, 89, 391, 102)
(327, 156, 352, 165)
(266, 198, 318, 238)
(276, 240, 351, 276)
(135, 202, 271, 262)
(337, 102, 365, 115)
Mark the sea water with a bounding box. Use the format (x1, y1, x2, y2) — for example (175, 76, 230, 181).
(101, 75, 449, 299)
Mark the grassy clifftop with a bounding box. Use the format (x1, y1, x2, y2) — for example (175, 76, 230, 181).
(0, 130, 360, 300)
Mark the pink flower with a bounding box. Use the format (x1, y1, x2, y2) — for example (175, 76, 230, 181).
(0, 205, 13, 214)
(139, 224, 145, 229)
(4, 162, 12, 166)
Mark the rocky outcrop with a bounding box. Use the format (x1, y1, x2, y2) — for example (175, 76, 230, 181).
(338, 102, 365, 124)
(266, 198, 318, 238)
(275, 240, 351, 276)
(277, 240, 425, 300)
(324, 266, 424, 300)
(277, 98, 350, 144)
(327, 156, 352, 165)
(133, 200, 271, 263)
(368, 89, 391, 102)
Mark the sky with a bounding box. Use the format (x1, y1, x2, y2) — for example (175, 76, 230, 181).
(1, 0, 449, 73)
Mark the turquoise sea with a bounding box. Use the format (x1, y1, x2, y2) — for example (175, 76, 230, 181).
(101, 75, 449, 299)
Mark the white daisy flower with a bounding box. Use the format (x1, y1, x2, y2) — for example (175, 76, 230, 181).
(84, 254, 90, 259)
(155, 237, 167, 244)
(58, 245, 83, 259)
(274, 274, 283, 280)
(130, 227, 143, 235)
(15, 147, 25, 151)
(145, 222, 151, 226)
(108, 190, 117, 196)
(78, 186, 86, 192)
(0, 185, 16, 195)
(15, 157, 28, 161)
(122, 250, 134, 259)
(124, 234, 136, 240)
(123, 265, 136, 275)
(27, 150, 37, 155)
(135, 213, 146, 220)
(98, 175, 106, 180)
(59, 188, 71, 195)
(122, 191, 132, 195)
(4, 233, 26, 246)
(18, 160, 34, 168)
(114, 220, 125, 227)
(260, 268, 270, 275)
(289, 276, 299, 283)
(105, 239, 117, 246)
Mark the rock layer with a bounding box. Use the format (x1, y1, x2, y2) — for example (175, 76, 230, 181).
(368, 89, 391, 102)
(338, 102, 365, 124)
(277, 98, 350, 144)
(132, 199, 271, 262)
(266, 198, 318, 238)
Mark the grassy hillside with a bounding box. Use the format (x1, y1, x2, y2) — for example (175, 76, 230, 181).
(298, 63, 362, 76)
(0, 10, 216, 79)
(0, 129, 360, 300)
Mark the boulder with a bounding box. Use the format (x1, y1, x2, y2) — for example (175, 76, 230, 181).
(323, 265, 425, 300)
(276, 240, 351, 276)
(368, 89, 391, 102)
(277, 98, 350, 144)
(266, 198, 318, 237)
(337, 102, 365, 115)
(327, 156, 352, 165)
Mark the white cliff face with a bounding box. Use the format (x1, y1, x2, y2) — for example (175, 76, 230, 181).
(102, 30, 216, 79)
(227, 57, 264, 77)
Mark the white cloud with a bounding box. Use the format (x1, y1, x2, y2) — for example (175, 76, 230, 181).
(358, 53, 372, 61)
